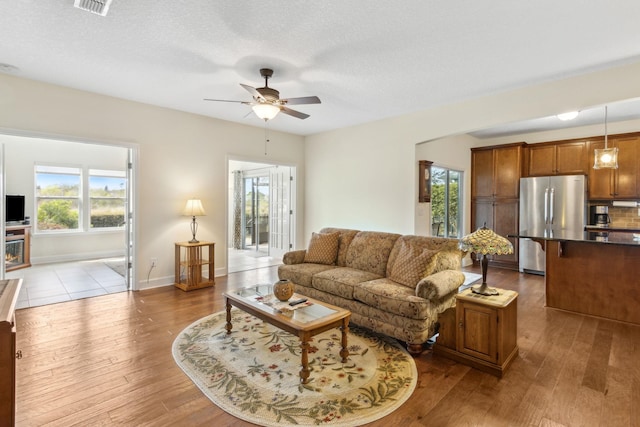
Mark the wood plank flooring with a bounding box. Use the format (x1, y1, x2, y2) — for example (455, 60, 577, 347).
(14, 265, 640, 426)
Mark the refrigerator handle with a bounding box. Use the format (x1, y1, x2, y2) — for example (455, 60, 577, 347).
(544, 188, 549, 224)
(550, 188, 555, 224)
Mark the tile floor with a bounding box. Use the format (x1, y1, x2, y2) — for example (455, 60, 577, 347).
(7, 257, 128, 309)
(228, 247, 282, 273)
(7, 248, 283, 310)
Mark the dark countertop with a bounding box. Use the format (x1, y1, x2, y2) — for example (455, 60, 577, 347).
(584, 225, 640, 233)
(510, 229, 640, 246)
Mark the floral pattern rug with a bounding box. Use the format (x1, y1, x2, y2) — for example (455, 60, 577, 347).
(172, 309, 417, 426)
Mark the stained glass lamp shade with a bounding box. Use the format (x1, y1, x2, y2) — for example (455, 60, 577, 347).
(459, 225, 513, 295)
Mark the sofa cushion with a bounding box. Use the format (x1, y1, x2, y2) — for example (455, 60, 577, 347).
(388, 241, 439, 288)
(312, 267, 382, 300)
(353, 278, 433, 320)
(304, 232, 340, 265)
(319, 228, 360, 267)
(388, 235, 463, 273)
(345, 231, 401, 276)
(277, 263, 337, 288)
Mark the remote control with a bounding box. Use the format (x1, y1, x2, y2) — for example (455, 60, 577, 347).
(288, 298, 308, 306)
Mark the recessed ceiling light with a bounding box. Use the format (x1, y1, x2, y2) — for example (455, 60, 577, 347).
(0, 63, 20, 74)
(557, 111, 579, 121)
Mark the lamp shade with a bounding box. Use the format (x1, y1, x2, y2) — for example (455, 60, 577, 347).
(183, 199, 206, 216)
(459, 225, 513, 296)
(252, 103, 280, 121)
(593, 147, 619, 169)
(593, 105, 619, 170)
(459, 225, 513, 255)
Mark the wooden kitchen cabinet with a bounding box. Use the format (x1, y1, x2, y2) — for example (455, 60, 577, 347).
(588, 134, 640, 199)
(471, 143, 524, 270)
(434, 288, 518, 377)
(472, 199, 519, 268)
(471, 143, 524, 200)
(526, 140, 588, 176)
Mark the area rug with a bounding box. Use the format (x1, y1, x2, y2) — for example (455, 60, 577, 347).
(103, 258, 126, 277)
(172, 309, 417, 426)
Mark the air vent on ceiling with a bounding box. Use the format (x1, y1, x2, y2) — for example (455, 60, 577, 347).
(74, 0, 113, 16)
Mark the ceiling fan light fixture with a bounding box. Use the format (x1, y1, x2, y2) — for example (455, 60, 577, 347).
(252, 103, 280, 121)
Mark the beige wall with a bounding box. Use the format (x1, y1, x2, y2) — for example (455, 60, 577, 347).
(305, 60, 640, 238)
(4, 59, 640, 287)
(0, 74, 306, 289)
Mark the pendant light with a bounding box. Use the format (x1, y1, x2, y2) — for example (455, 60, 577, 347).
(593, 106, 618, 169)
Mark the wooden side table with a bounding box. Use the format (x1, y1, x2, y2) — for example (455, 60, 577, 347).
(174, 241, 215, 291)
(434, 288, 518, 377)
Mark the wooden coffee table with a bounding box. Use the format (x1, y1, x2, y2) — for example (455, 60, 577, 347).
(224, 285, 351, 384)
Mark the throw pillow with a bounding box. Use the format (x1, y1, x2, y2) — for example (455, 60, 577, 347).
(389, 242, 439, 288)
(304, 232, 340, 265)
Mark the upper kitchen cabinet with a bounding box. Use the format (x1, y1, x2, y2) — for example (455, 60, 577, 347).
(588, 134, 640, 200)
(471, 143, 525, 199)
(526, 140, 588, 176)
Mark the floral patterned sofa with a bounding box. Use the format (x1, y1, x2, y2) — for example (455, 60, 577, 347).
(277, 227, 465, 354)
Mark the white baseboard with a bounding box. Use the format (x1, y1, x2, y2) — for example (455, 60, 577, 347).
(32, 250, 126, 265)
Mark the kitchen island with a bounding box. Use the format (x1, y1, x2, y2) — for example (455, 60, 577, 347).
(512, 230, 640, 325)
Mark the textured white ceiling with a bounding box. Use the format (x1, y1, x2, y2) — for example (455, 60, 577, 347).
(1, 1, 640, 136)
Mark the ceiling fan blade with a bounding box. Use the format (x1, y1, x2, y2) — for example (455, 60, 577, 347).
(240, 83, 266, 102)
(280, 106, 310, 120)
(203, 98, 251, 104)
(282, 96, 321, 105)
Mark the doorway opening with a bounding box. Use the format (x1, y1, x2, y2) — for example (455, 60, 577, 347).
(228, 159, 295, 273)
(243, 175, 270, 255)
(1, 133, 137, 308)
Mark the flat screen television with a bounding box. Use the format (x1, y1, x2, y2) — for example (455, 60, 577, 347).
(6, 195, 25, 223)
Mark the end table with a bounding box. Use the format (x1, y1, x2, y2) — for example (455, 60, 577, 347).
(434, 288, 518, 377)
(174, 241, 215, 291)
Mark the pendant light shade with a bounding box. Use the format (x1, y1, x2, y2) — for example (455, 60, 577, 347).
(593, 106, 618, 169)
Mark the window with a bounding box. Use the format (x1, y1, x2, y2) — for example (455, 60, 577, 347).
(431, 166, 463, 238)
(35, 165, 126, 232)
(35, 165, 81, 231)
(89, 169, 126, 229)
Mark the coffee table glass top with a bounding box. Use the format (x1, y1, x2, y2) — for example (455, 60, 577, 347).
(229, 284, 338, 324)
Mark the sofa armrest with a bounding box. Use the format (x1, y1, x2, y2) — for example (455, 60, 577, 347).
(415, 270, 465, 302)
(282, 250, 307, 265)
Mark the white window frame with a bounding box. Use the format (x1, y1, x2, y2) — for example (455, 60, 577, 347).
(430, 166, 463, 238)
(34, 164, 83, 233)
(34, 164, 127, 234)
(88, 168, 127, 230)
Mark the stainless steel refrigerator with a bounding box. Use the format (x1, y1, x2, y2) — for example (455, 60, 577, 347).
(519, 175, 587, 274)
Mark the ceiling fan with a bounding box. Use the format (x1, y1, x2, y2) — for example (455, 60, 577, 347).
(204, 68, 321, 121)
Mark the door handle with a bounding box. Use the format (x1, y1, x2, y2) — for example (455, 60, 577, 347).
(549, 188, 555, 224)
(544, 188, 549, 224)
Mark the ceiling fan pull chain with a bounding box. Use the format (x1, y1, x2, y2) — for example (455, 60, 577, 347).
(264, 120, 269, 155)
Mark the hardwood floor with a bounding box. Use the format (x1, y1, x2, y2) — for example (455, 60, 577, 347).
(14, 265, 640, 426)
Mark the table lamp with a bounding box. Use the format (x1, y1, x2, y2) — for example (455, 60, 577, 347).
(459, 224, 513, 296)
(183, 199, 206, 243)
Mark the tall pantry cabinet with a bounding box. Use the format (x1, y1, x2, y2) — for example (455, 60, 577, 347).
(470, 142, 525, 270)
